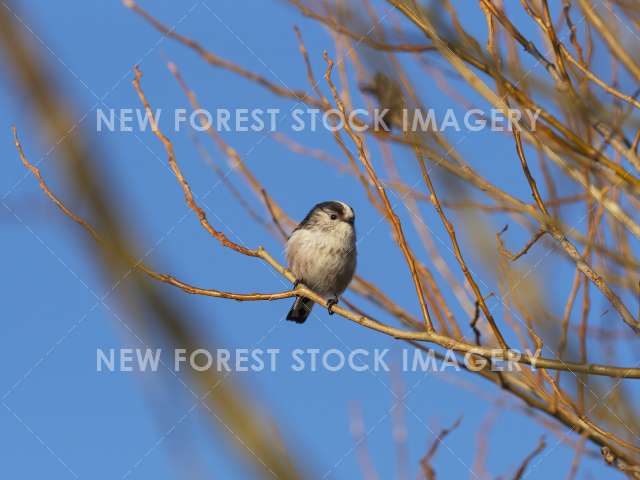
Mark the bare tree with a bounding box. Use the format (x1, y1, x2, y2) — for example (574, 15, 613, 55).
(4, 0, 640, 477)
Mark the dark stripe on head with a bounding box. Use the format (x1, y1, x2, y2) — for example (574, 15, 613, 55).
(316, 201, 345, 216)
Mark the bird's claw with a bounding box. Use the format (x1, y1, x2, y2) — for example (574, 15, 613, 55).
(327, 298, 339, 315)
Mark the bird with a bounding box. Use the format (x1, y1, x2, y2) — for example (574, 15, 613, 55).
(359, 72, 405, 132)
(285, 201, 357, 324)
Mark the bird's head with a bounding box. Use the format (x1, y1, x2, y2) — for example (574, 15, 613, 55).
(300, 200, 355, 232)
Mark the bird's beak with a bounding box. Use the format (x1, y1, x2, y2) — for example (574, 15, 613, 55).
(346, 217, 354, 225)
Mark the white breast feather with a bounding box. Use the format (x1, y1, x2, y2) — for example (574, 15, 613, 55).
(286, 224, 356, 297)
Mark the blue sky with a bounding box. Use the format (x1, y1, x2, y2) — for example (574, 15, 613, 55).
(1, 1, 637, 479)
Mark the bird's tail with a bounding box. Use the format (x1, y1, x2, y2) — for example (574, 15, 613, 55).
(286, 297, 314, 324)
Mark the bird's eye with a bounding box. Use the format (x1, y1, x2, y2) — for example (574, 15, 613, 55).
(330, 214, 338, 220)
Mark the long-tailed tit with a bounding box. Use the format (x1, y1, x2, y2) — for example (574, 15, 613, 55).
(360, 72, 405, 131)
(285, 201, 357, 323)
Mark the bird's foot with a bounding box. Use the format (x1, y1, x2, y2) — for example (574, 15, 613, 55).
(327, 297, 339, 315)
